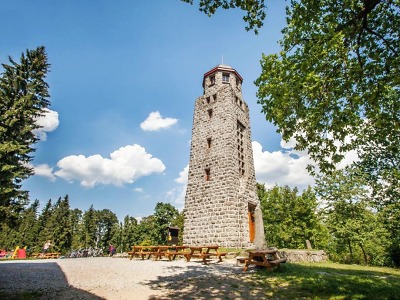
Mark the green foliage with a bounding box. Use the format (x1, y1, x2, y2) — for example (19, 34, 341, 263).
(152, 202, 179, 245)
(255, 0, 399, 174)
(315, 167, 391, 266)
(70, 208, 83, 249)
(37, 199, 54, 250)
(82, 205, 97, 248)
(258, 183, 328, 250)
(0, 46, 50, 225)
(94, 209, 118, 249)
(118, 216, 139, 251)
(181, 0, 266, 33)
(15, 199, 40, 249)
(254, 2, 400, 241)
(50, 196, 72, 252)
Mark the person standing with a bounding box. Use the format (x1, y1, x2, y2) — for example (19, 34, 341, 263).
(109, 244, 116, 256)
(41, 240, 52, 257)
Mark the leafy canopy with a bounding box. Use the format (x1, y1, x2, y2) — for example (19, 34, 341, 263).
(181, 0, 266, 33)
(255, 0, 399, 175)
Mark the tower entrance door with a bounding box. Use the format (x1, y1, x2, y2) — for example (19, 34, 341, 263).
(248, 204, 256, 243)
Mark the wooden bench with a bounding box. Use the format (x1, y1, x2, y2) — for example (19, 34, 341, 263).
(198, 245, 227, 262)
(165, 246, 188, 261)
(184, 245, 227, 264)
(128, 246, 160, 260)
(184, 252, 212, 263)
(40, 252, 61, 259)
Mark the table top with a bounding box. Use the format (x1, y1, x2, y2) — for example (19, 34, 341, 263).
(247, 249, 278, 255)
(189, 245, 219, 250)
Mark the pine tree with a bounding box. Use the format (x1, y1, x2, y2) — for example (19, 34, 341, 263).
(83, 205, 97, 247)
(0, 47, 50, 225)
(18, 199, 40, 251)
(50, 196, 72, 252)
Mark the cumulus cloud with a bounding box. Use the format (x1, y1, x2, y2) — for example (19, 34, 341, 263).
(25, 163, 57, 181)
(165, 165, 189, 210)
(33, 109, 59, 141)
(54, 144, 165, 187)
(252, 141, 315, 192)
(140, 111, 178, 131)
(175, 165, 188, 185)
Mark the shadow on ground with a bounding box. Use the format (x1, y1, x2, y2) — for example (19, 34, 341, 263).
(144, 261, 273, 300)
(0, 261, 104, 299)
(143, 262, 400, 300)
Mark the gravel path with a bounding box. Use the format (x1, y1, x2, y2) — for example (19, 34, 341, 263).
(0, 257, 265, 299)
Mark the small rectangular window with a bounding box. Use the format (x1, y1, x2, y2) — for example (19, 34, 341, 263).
(207, 138, 212, 148)
(208, 109, 213, 118)
(222, 73, 230, 83)
(206, 97, 210, 104)
(236, 77, 241, 87)
(210, 75, 215, 85)
(205, 168, 210, 181)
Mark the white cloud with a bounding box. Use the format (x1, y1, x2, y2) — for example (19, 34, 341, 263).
(133, 187, 143, 192)
(165, 165, 189, 210)
(33, 109, 59, 141)
(29, 163, 57, 181)
(280, 136, 309, 157)
(252, 141, 315, 191)
(54, 144, 165, 187)
(175, 165, 188, 184)
(140, 111, 178, 131)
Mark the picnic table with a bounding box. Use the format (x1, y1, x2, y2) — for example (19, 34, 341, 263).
(165, 245, 187, 261)
(30, 252, 61, 259)
(243, 249, 286, 272)
(128, 246, 157, 260)
(128, 245, 187, 261)
(184, 245, 227, 264)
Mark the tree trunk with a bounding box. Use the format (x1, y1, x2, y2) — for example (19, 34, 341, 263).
(360, 243, 368, 265)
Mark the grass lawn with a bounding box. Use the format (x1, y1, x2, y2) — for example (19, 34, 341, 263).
(248, 262, 400, 299)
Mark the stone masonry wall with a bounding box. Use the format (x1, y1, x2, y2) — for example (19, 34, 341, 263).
(183, 66, 265, 248)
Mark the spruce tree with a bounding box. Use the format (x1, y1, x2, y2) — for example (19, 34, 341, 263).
(0, 46, 50, 225)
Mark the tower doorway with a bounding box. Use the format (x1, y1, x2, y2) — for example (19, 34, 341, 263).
(248, 204, 256, 243)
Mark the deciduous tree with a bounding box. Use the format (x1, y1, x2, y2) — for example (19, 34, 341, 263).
(315, 167, 391, 265)
(258, 184, 328, 249)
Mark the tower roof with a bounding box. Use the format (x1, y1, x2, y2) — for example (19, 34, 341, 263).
(202, 64, 243, 87)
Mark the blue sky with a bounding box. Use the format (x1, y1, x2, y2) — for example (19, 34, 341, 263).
(2, 1, 317, 221)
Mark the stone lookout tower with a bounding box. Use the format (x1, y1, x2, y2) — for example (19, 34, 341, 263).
(183, 64, 265, 248)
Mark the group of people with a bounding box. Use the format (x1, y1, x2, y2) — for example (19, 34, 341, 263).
(43, 240, 117, 257)
(8, 240, 117, 257)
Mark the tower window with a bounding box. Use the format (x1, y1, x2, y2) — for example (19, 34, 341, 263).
(206, 97, 210, 104)
(213, 94, 217, 101)
(207, 109, 213, 118)
(236, 77, 241, 89)
(222, 73, 230, 83)
(237, 120, 246, 176)
(210, 75, 215, 86)
(205, 168, 210, 181)
(207, 138, 212, 149)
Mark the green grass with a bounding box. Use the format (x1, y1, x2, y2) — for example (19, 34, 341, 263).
(0, 291, 43, 300)
(249, 262, 400, 299)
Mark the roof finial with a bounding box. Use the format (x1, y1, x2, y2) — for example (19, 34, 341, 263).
(222, 54, 224, 65)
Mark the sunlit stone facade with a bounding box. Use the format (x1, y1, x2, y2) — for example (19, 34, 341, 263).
(183, 65, 265, 248)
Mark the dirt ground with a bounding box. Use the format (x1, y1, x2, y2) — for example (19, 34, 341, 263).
(0, 256, 269, 300)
